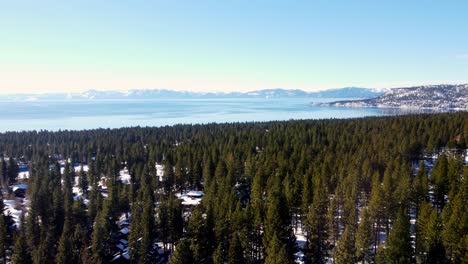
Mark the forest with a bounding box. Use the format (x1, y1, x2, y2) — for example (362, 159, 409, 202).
(0, 112, 466, 264)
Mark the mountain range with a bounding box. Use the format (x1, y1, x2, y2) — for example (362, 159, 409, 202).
(2, 85, 466, 110)
(0, 87, 382, 101)
(318, 84, 468, 110)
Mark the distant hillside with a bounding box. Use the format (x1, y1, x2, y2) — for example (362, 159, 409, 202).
(0, 87, 380, 101)
(318, 84, 468, 110)
(308, 87, 383, 98)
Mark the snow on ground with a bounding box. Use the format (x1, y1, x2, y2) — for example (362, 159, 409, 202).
(17, 170, 29, 180)
(4, 199, 23, 227)
(117, 164, 164, 184)
(176, 190, 203, 206)
(294, 224, 306, 264)
(156, 163, 164, 181)
(60, 164, 89, 174)
(72, 186, 87, 202)
(17, 164, 89, 180)
(119, 168, 132, 184)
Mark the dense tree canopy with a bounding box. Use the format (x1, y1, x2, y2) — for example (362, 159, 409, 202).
(0, 112, 465, 263)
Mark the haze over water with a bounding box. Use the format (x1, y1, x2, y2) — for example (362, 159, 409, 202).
(0, 98, 437, 132)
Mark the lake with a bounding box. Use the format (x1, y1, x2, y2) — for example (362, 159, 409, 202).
(0, 98, 438, 132)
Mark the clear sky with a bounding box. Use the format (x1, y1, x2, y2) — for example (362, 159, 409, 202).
(1, 0, 467, 94)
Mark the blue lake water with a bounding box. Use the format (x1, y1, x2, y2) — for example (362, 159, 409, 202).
(0, 98, 437, 132)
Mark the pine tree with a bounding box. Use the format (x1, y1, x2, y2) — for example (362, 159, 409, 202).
(33, 223, 55, 264)
(79, 163, 89, 195)
(6, 157, 18, 186)
(87, 179, 101, 227)
(265, 233, 292, 264)
(169, 195, 184, 251)
(442, 191, 465, 263)
(263, 175, 296, 262)
(212, 243, 224, 264)
(229, 233, 245, 264)
(169, 239, 194, 264)
(138, 187, 156, 264)
(381, 165, 396, 236)
(0, 194, 9, 264)
(90, 211, 109, 264)
(250, 167, 265, 262)
(334, 225, 356, 264)
(62, 161, 75, 220)
(304, 179, 328, 264)
(56, 222, 79, 264)
(415, 202, 431, 263)
(355, 208, 373, 263)
(11, 229, 32, 264)
(188, 207, 210, 264)
(368, 174, 383, 252)
(384, 207, 412, 264)
(412, 161, 428, 211)
(0, 216, 6, 264)
(129, 197, 142, 261)
(425, 210, 445, 263)
(327, 195, 339, 245)
(164, 159, 175, 193)
(432, 154, 449, 209)
(0, 159, 7, 189)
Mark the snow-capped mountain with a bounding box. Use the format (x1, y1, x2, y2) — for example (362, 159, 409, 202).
(319, 84, 468, 110)
(0, 87, 381, 101)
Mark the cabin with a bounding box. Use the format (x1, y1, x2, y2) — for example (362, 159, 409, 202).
(178, 190, 203, 206)
(186, 190, 203, 199)
(10, 184, 27, 198)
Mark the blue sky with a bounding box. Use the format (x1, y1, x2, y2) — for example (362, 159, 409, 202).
(0, 0, 467, 93)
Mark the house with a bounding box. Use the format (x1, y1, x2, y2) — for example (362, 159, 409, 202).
(10, 184, 27, 198)
(178, 190, 203, 206)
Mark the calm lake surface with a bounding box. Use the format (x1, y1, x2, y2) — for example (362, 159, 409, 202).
(0, 98, 437, 132)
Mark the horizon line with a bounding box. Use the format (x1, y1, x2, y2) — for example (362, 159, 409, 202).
(0, 82, 467, 96)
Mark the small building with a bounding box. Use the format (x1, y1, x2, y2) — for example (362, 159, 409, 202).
(186, 190, 203, 199)
(179, 190, 204, 206)
(10, 184, 27, 198)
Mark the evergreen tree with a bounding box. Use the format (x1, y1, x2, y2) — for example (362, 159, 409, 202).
(425, 210, 445, 263)
(264, 233, 292, 264)
(90, 211, 109, 264)
(412, 161, 428, 211)
(138, 187, 156, 263)
(263, 175, 296, 262)
(381, 165, 397, 236)
(6, 157, 18, 186)
(327, 195, 339, 245)
(164, 159, 175, 193)
(432, 154, 449, 209)
(212, 243, 224, 264)
(334, 225, 356, 264)
(56, 222, 79, 264)
(355, 208, 373, 263)
(0, 215, 7, 264)
(0, 159, 7, 189)
(79, 163, 89, 195)
(129, 196, 142, 261)
(304, 179, 328, 264)
(442, 191, 466, 263)
(0, 194, 9, 264)
(228, 233, 245, 264)
(415, 202, 432, 263)
(11, 229, 32, 264)
(188, 207, 211, 264)
(169, 239, 195, 264)
(368, 174, 384, 252)
(384, 207, 412, 264)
